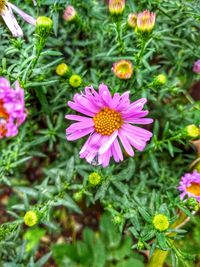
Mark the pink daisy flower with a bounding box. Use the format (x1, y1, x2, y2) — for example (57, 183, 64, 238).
(66, 84, 153, 167)
(0, 77, 27, 139)
(0, 1, 36, 37)
(193, 59, 200, 74)
(137, 10, 156, 33)
(178, 171, 200, 202)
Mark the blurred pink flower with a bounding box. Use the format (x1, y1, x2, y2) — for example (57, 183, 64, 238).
(112, 60, 133, 79)
(66, 84, 153, 167)
(178, 171, 200, 202)
(0, 77, 27, 139)
(137, 10, 156, 32)
(0, 1, 36, 37)
(63, 5, 77, 22)
(193, 60, 200, 74)
(108, 0, 125, 15)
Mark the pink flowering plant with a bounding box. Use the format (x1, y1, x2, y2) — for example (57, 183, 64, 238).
(0, 1, 200, 266)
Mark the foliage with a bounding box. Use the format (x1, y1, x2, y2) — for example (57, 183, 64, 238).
(0, 0, 200, 266)
(52, 213, 144, 267)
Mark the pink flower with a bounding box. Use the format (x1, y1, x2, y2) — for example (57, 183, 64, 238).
(178, 171, 200, 202)
(66, 84, 153, 167)
(63, 5, 77, 22)
(137, 10, 156, 32)
(112, 60, 133, 80)
(108, 0, 125, 15)
(193, 60, 200, 74)
(0, 77, 27, 139)
(0, 1, 36, 37)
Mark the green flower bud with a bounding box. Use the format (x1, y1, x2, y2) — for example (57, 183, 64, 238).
(152, 214, 169, 232)
(88, 172, 102, 186)
(73, 191, 83, 202)
(69, 74, 82, 88)
(185, 125, 200, 138)
(113, 215, 123, 224)
(137, 240, 145, 250)
(56, 63, 70, 76)
(24, 211, 38, 227)
(154, 74, 167, 86)
(36, 16, 53, 38)
(186, 197, 199, 212)
(195, 161, 200, 173)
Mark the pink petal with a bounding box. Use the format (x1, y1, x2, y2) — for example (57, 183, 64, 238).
(122, 110, 149, 118)
(122, 124, 152, 140)
(118, 129, 134, 156)
(112, 138, 123, 162)
(126, 98, 147, 113)
(99, 130, 118, 155)
(124, 118, 153, 124)
(65, 114, 93, 122)
(125, 131, 146, 151)
(1, 6, 23, 37)
(98, 148, 112, 167)
(98, 83, 112, 107)
(66, 127, 94, 141)
(74, 94, 100, 113)
(8, 3, 36, 25)
(68, 101, 95, 117)
(0, 77, 10, 88)
(66, 120, 94, 133)
(115, 91, 130, 111)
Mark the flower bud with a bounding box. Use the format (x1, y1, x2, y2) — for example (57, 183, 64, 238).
(108, 0, 125, 15)
(56, 63, 70, 76)
(195, 161, 200, 173)
(63, 5, 77, 22)
(193, 60, 200, 74)
(113, 215, 123, 224)
(112, 60, 133, 80)
(36, 16, 53, 38)
(136, 10, 156, 33)
(88, 172, 102, 186)
(154, 74, 167, 86)
(152, 214, 169, 232)
(127, 13, 137, 28)
(69, 74, 82, 88)
(185, 125, 200, 138)
(137, 240, 145, 250)
(186, 197, 199, 212)
(24, 211, 38, 227)
(73, 191, 83, 202)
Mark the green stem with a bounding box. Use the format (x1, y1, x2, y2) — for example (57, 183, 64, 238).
(22, 37, 46, 84)
(147, 212, 188, 267)
(116, 20, 124, 54)
(135, 39, 146, 69)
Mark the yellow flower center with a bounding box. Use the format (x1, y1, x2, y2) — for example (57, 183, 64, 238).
(187, 183, 200, 196)
(117, 63, 130, 74)
(0, 0, 6, 14)
(0, 100, 8, 137)
(0, 100, 9, 120)
(93, 107, 123, 136)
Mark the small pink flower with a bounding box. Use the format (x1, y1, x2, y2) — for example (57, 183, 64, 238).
(0, 1, 36, 37)
(108, 0, 125, 15)
(112, 60, 133, 80)
(193, 60, 200, 74)
(66, 84, 153, 167)
(137, 10, 156, 32)
(63, 5, 77, 22)
(0, 77, 27, 139)
(178, 171, 200, 202)
(127, 13, 137, 28)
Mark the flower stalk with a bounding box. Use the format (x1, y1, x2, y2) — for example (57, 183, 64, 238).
(147, 211, 190, 267)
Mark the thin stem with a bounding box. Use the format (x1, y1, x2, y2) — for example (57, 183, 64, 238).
(147, 212, 191, 267)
